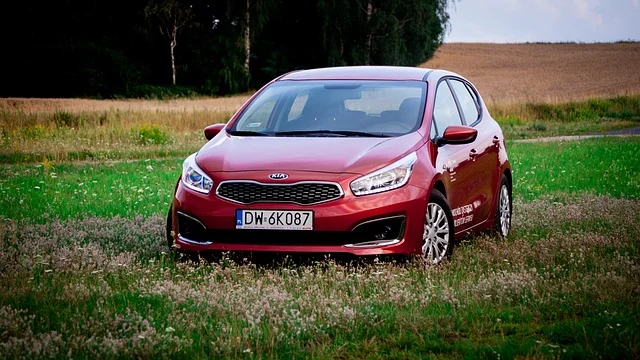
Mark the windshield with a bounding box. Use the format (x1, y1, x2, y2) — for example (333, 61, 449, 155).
(230, 80, 427, 137)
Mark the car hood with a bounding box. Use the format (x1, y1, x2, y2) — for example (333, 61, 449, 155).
(196, 132, 424, 175)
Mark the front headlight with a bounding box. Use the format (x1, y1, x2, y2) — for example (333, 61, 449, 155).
(182, 153, 213, 194)
(350, 152, 418, 196)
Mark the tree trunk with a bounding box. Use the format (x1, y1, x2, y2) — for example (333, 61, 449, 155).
(170, 41, 176, 85)
(244, 0, 251, 78)
(365, 1, 373, 65)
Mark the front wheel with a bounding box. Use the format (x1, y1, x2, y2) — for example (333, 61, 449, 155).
(166, 206, 175, 249)
(494, 175, 512, 237)
(422, 189, 454, 265)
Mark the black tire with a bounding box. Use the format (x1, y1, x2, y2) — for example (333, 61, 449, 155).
(166, 206, 175, 249)
(422, 189, 455, 265)
(494, 174, 512, 237)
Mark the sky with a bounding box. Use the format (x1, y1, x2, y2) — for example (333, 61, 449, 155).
(445, 0, 640, 43)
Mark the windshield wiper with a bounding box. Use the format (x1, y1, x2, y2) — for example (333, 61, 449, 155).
(274, 130, 390, 138)
(226, 130, 271, 136)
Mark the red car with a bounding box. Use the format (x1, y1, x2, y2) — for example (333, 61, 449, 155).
(167, 66, 512, 264)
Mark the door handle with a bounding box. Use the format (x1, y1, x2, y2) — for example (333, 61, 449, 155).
(492, 136, 500, 144)
(469, 149, 478, 158)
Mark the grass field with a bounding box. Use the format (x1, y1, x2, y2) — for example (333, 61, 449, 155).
(1, 137, 639, 358)
(1, 95, 639, 163)
(1, 137, 638, 221)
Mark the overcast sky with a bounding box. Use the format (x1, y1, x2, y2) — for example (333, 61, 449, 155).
(445, 0, 640, 43)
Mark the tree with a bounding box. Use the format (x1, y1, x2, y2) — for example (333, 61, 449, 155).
(244, 0, 251, 77)
(145, 0, 194, 85)
(0, 0, 453, 98)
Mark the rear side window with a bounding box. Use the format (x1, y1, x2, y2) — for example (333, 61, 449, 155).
(432, 81, 463, 136)
(449, 79, 479, 125)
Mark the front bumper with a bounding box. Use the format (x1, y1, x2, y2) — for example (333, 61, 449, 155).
(171, 170, 428, 256)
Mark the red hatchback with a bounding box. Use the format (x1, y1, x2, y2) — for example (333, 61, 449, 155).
(168, 66, 512, 264)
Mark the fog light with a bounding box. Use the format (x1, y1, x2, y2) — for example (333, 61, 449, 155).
(374, 225, 393, 240)
(177, 212, 208, 242)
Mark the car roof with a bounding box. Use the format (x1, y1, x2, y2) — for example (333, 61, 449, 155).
(279, 66, 434, 81)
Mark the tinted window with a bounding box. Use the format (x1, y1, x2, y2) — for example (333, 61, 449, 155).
(232, 80, 427, 137)
(432, 81, 462, 136)
(449, 79, 479, 124)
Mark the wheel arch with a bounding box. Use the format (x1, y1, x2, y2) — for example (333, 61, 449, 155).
(432, 180, 447, 198)
(503, 167, 512, 189)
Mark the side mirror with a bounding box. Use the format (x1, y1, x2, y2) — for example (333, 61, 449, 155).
(204, 123, 225, 140)
(437, 125, 477, 146)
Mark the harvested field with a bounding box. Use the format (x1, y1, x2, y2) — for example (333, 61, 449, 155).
(421, 42, 640, 103)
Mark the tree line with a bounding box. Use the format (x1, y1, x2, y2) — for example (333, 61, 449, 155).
(1, 0, 450, 98)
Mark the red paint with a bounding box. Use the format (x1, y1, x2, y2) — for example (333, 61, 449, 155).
(204, 123, 225, 140)
(169, 66, 511, 256)
(441, 126, 477, 145)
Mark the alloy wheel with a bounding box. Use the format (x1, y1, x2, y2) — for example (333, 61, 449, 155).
(499, 184, 511, 237)
(422, 202, 450, 264)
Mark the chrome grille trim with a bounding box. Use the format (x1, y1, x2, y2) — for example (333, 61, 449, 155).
(215, 180, 344, 205)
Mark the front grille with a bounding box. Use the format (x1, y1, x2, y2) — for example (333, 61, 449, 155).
(216, 181, 343, 205)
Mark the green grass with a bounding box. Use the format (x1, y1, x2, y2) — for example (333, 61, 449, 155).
(509, 137, 640, 201)
(1, 137, 639, 359)
(0, 159, 181, 220)
(492, 96, 640, 140)
(1, 137, 638, 221)
(1, 195, 638, 358)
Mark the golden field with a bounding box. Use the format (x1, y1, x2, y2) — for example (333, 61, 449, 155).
(422, 42, 640, 104)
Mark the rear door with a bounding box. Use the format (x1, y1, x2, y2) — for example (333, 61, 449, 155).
(448, 79, 499, 228)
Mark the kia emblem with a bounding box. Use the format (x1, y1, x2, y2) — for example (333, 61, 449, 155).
(269, 173, 289, 180)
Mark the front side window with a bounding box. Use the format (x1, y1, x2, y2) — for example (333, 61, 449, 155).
(449, 79, 479, 125)
(231, 80, 427, 137)
(431, 81, 463, 137)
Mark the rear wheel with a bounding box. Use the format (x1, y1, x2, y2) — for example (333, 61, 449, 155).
(494, 175, 512, 237)
(422, 189, 454, 265)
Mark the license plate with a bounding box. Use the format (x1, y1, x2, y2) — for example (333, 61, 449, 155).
(235, 210, 313, 230)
